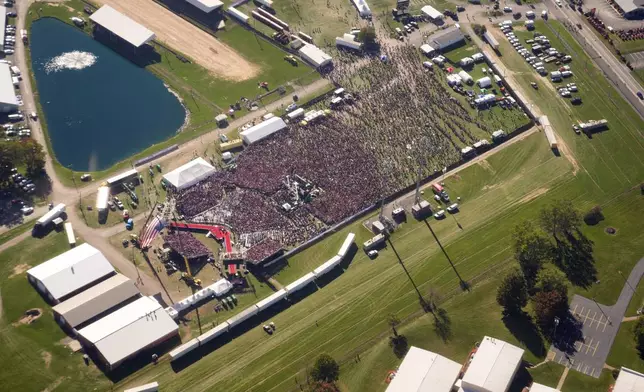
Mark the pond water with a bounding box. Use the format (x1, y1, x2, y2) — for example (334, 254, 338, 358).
(30, 18, 186, 171)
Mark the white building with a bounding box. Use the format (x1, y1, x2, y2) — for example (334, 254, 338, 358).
(420, 44, 435, 56)
(106, 168, 138, 187)
(386, 346, 461, 392)
(185, 0, 224, 12)
(162, 157, 216, 190)
(615, 0, 644, 18)
(52, 273, 139, 329)
(227, 7, 250, 23)
(428, 25, 465, 50)
(421, 5, 444, 20)
(240, 116, 288, 145)
(27, 243, 116, 304)
(613, 367, 644, 392)
(529, 383, 559, 392)
(351, 0, 372, 17)
(336, 34, 363, 50)
(0, 63, 19, 113)
(90, 5, 156, 47)
(539, 116, 557, 149)
(460, 336, 524, 392)
(298, 44, 333, 68)
(77, 296, 179, 369)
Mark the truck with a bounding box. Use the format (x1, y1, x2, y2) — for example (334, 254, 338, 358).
(20, 29, 27, 44)
(10, 65, 20, 76)
(33, 203, 66, 235)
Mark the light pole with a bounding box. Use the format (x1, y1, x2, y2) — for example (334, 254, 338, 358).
(592, 297, 612, 325)
(423, 219, 468, 290)
(387, 237, 428, 311)
(618, 270, 636, 294)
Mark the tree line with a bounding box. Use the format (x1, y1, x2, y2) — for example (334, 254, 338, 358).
(0, 140, 46, 187)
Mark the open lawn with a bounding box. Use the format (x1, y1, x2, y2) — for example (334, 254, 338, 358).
(562, 369, 615, 391)
(606, 318, 644, 372)
(613, 36, 644, 55)
(0, 232, 107, 392)
(27, 1, 319, 187)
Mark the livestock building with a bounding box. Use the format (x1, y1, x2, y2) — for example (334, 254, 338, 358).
(613, 367, 644, 392)
(386, 346, 461, 392)
(90, 5, 155, 48)
(162, 157, 216, 190)
(240, 116, 288, 145)
(185, 0, 224, 12)
(77, 296, 179, 370)
(27, 243, 116, 304)
(0, 63, 19, 113)
(52, 273, 139, 330)
(461, 336, 524, 392)
(298, 44, 333, 68)
(427, 25, 465, 50)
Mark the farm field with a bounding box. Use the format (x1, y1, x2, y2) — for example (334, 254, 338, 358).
(0, 232, 109, 392)
(109, 19, 644, 392)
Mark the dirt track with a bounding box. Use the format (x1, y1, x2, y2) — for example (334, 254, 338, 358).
(92, 0, 259, 80)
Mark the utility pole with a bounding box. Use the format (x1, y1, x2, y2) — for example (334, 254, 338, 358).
(423, 219, 468, 291)
(387, 237, 428, 310)
(592, 297, 611, 325)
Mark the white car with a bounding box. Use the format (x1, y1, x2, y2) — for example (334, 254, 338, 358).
(433, 210, 445, 219)
(446, 203, 459, 213)
(556, 0, 562, 6)
(29, 112, 37, 120)
(503, 6, 512, 12)
(367, 250, 379, 258)
(21, 206, 34, 215)
(286, 103, 297, 112)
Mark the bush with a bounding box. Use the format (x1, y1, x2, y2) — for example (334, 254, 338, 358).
(583, 205, 604, 226)
(472, 24, 487, 37)
(633, 317, 644, 359)
(311, 354, 340, 383)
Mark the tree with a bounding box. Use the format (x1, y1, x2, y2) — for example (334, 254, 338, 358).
(472, 24, 487, 37)
(496, 268, 528, 315)
(536, 268, 568, 296)
(357, 27, 377, 49)
(311, 354, 340, 383)
(20, 139, 46, 176)
(387, 313, 400, 337)
(633, 317, 644, 358)
(0, 142, 22, 187)
(533, 290, 569, 334)
(513, 222, 552, 291)
(583, 205, 604, 226)
(539, 200, 582, 241)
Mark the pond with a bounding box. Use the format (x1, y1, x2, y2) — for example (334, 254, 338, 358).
(30, 18, 186, 171)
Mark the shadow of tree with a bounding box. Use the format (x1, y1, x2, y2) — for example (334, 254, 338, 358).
(389, 335, 409, 359)
(502, 311, 546, 358)
(551, 312, 584, 356)
(553, 231, 597, 288)
(433, 308, 452, 342)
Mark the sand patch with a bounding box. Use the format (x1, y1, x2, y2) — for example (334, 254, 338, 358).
(518, 187, 549, 205)
(42, 351, 52, 369)
(556, 138, 580, 175)
(10, 263, 30, 278)
(14, 308, 43, 326)
(42, 377, 64, 392)
(478, 159, 496, 174)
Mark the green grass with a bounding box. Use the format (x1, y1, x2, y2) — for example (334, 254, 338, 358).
(25, 1, 320, 187)
(634, 69, 644, 89)
(562, 369, 615, 391)
(606, 318, 644, 372)
(0, 232, 108, 392)
(529, 362, 565, 388)
(613, 36, 644, 55)
(0, 221, 33, 246)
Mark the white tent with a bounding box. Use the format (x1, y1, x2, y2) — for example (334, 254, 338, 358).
(163, 157, 216, 190)
(461, 336, 524, 392)
(240, 117, 288, 145)
(386, 346, 461, 392)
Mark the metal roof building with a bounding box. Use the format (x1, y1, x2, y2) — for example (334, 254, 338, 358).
(27, 243, 116, 304)
(428, 26, 465, 50)
(52, 273, 139, 329)
(613, 367, 644, 392)
(90, 5, 155, 47)
(106, 168, 138, 187)
(461, 336, 524, 392)
(421, 5, 444, 20)
(298, 44, 333, 68)
(162, 157, 216, 190)
(77, 296, 179, 369)
(614, 0, 644, 18)
(0, 7, 6, 59)
(0, 63, 19, 113)
(240, 116, 288, 145)
(529, 383, 559, 392)
(186, 0, 224, 12)
(386, 346, 461, 392)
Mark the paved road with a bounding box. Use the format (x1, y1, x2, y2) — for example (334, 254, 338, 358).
(546, 0, 644, 118)
(550, 257, 644, 378)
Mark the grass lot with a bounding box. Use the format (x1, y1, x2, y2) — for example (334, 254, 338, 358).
(633, 68, 644, 89)
(562, 369, 615, 391)
(612, 36, 644, 55)
(0, 220, 33, 246)
(26, 1, 319, 187)
(529, 362, 565, 388)
(606, 318, 644, 372)
(0, 232, 109, 392)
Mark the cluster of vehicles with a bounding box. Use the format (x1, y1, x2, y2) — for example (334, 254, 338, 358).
(10, 169, 36, 196)
(3, 22, 20, 55)
(394, 20, 419, 40)
(430, 183, 459, 220)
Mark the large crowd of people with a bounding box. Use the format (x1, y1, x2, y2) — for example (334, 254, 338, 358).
(245, 238, 284, 263)
(615, 27, 644, 42)
(163, 231, 211, 260)
(173, 45, 503, 256)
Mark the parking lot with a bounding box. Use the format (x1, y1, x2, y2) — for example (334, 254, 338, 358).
(625, 51, 644, 69)
(581, 0, 644, 29)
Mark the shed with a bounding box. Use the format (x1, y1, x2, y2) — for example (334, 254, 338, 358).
(52, 273, 139, 329)
(427, 26, 464, 50)
(385, 346, 461, 392)
(163, 157, 216, 190)
(461, 336, 524, 392)
(471, 52, 484, 62)
(27, 243, 116, 304)
(298, 44, 332, 68)
(477, 76, 492, 88)
(460, 57, 474, 67)
(420, 44, 435, 56)
(371, 220, 385, 234)
(215, 113, 228, 125)
(77, 296, 179, 370)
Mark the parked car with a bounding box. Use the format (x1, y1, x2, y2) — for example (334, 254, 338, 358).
(433, 210, 445, 219)
(367, 250, 379, 258)
(80, 173, 91, 181)
(637, 91, 643, 100)
(286, 103, 297, 112)
(503, 6, 512, 12)
(21, 206, 33, 215)
(446, 203, 459, 213)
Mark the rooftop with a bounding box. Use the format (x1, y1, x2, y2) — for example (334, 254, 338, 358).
(90, 5, 155, 47)
(240, 117, 288, 145)
(27, 243, 115, 301)
(386, 346, 461, 392)
(162, 157, 216, 190)
(613, 367, 644, 392)
(428, 26, 464, 49)
(461, 336, 524, 392)
(0, 63, 18, 107)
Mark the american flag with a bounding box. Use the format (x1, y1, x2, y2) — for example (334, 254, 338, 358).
(140, 216, 165, 248)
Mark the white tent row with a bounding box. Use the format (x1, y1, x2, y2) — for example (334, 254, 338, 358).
(285, 272, 316, 294)
(256, 289, 287, 311)
(312, 256, 342, 278)
(337, 233, 356, 258)
(198, 321, 230, 345)
(169, 338, 200, 361)
(165, 278, 233, 319)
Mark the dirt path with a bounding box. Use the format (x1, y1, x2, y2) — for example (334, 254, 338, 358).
(92, 0, 259, 80)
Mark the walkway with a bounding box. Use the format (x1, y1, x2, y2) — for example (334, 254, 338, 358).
(549, 257, 644, 378)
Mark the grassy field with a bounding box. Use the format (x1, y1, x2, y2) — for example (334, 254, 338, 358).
(606, 318, 644, 372)
(613, 36, 644, 55)
(25, 0, 319, 187)
(0, 220, 33, 246)
(0, 232, 110, 392)
(562, 369, 615, 391)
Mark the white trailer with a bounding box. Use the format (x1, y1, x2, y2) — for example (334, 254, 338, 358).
(286, 107, 305, 120)
(337, 232, 355, 258)
(10, 65, 20, 76)
(169, 338, 200, 361)
(64, 222, 75, 247)
(226, 305, 259, 329)
(197, 322, 230, 345)
(284, 272, 315, 295)
(124, 382, 159, 392)
(255, 289, 287, 312)
(227, 7, 250, 23)
(20, 29, 27, 43)
(34, 203, 66, 232)
(96, 186, 110, 211)
(312, 255, 342, 278)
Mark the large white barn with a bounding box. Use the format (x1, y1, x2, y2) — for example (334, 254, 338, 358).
(386, 346, 461, 392)
(90, 5, 155, 47)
